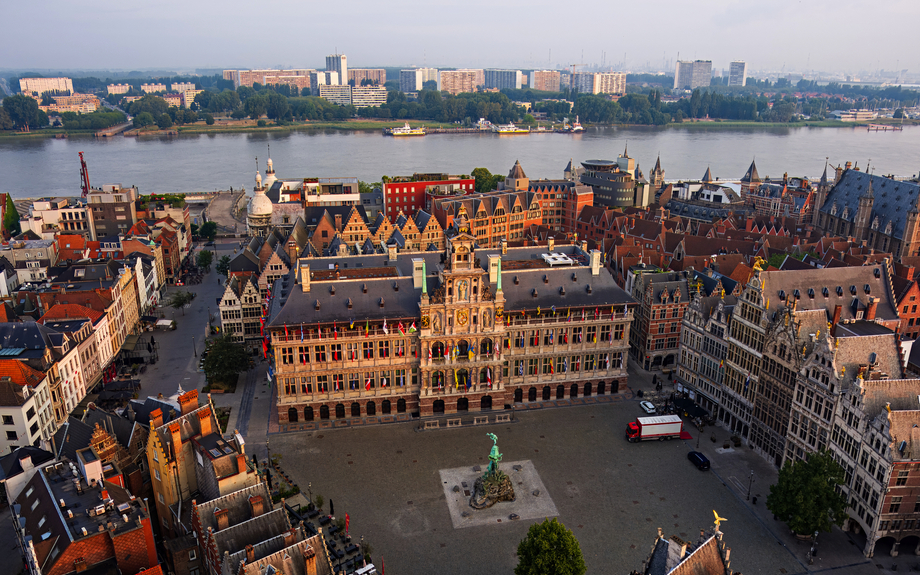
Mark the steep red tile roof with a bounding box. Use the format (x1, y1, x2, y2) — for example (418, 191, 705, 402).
(37, 303, 104, 324)
(0, 360, 46, 387)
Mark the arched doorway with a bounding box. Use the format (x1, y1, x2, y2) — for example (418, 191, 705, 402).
(556, 385, 565, 399)
(351, 402, 361, 417)
(874, 536, 897, 557)
(367, 401, 377, 416)
(570, 383, 578, 398)
(304, 407, 314, 421)
(611, 380, 620, 393)
(899, 536, 919, 557)
(334, 404, 344, 419)
(433, 341, 445, 358)
(480, 338, 493, 355)
(288, 408, 298, 423)
(514, 388, 523, 403)
(457, 397, 469, 412)
(321, 405, 331, 420)
(457, 369, 469, 389)
(382, 400, 391, 414)
(481, 396, 493, 410)
(528, 387, 537, 402)
(598, 381, 606, 395)
(542, 386, 551, 400)
(397, 398, 406, 413)
(584, 382, 592, 397)
(433, 399, 445, 414)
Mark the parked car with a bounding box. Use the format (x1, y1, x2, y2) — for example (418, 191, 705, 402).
(639, 400, 657, 414)
(687, 451, 710, 470)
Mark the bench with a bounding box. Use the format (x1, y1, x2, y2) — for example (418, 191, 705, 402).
(424, 420, 440, 429)
(446, 418, 462, 428)
(496, 414, 511, 423)
(473, 416, 489, 425)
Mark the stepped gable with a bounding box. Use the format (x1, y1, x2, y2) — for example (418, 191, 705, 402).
(888, 411, 920, 461)
(234, 535, 333, 575)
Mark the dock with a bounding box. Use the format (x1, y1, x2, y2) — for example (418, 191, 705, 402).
(866, 124, 903, 132)
(94, 122, 134, 138)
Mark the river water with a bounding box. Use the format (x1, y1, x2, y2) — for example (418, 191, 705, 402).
(1, 125, 918, 198)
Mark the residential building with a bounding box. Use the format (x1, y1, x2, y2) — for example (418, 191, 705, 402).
(571, 73, 596, 94)
(351, 86, 387, 108)
(572, 72, 626, 95)
(86, 184, 139, 240)
(0, 446, 55, 506)
(33, 289, 116, 371)
(326, 54, 348, 86)
(219, 275, 263, 345)
(12, 459, 158, 575)
(0, 361, 54, 455)
(678, 292, 734, 417)
(38, 94, 101, 114)
(38, 305, 105, 397)
(0, 257, 19, 297)
(310, 70, 339, 95)
(318, 85, 352, 106)
(162, 94, 182, 107)
(348, 68, 386, 86)
(674, 60, 712, 90)
(830, 110, 878, 122)
(438, 69, 484, 95)
(20, 197, 91, 239)
(484, 69, 523, 90)
(627, 268, 690, 371)
(0, 239, 58, 283)
(815, 167, 920, 259)
(400, 69, 423, 93)
(530, 70, 561, 92)
(19, 77, 73, 95)
(141, 82, 167, 93)
(579, 149, 652, 208)
(181, 89, 203, 107)
(122, 237, 167, 291)
(267, 228, 635, 427)
(229, 69, 314, 89)
(748, 174, 816, 225)
(383, 173, 475, 217)
(107, 83, 131, 95)
(728, 61, 747, 87)
(171, 82, 196, 92)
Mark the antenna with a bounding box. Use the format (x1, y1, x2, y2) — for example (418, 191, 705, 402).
(255, 157, 258, 171)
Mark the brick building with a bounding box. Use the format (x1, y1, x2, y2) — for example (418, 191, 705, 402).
(382, 173, 475, 218)
(626, 268, 690, 371)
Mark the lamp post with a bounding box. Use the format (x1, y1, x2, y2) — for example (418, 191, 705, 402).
(746, 470, 754, 501)
(809, 531, 818, 565)
(308, 482, 313, 507)
(192, 336, 197, 357)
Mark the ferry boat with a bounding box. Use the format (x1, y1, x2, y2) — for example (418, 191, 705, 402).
(491, 122, 530, 134)
(556, 116, 584, 133)
(385, 123, 426, 136)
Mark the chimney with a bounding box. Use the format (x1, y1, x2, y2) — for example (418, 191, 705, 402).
(334, 214, 343, 232)
(501, 237, 508, 255)
(487, 254, 501, 284)
(679, 541, 688, 560)
(197, 407, 212, 436)
(832, 304, 842, 335)
(304, 546, 318, 575)
(18, 454, 33, 472)
(249, 494, 264, 518)
(299, 261, 311, 293)
(237, 454, 248, 475)
(589, 249, 602, 276)
(168, 422, 182, 459)
(74, 558, 88, 573)
(866, 296, 878, 321)
(283, 527, 296, 548)
(149, 408, 163, 429)
(215, 508, 230, 531)
(178, 389, 199, 415)
(387, 243, 397, 262)
(547, 236, 555, 252)
(244, 544, 255, 563)
(746, 215, 753, 232)
(411, 258, 425, 289)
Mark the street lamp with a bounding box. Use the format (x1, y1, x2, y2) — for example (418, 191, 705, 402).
(308, 482, 313, 507)
(746, 470, 754, 501)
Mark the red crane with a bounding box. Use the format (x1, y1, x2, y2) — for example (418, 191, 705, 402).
(79, 151, 91, 198)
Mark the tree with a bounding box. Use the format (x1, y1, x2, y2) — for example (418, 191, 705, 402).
(515, 518, 586, 575)
(157, 113, 173, 129)
(3, 195, 21, 238)
(133, 112, 155, 128)
(3, 94, 41, 131)
(203, 335, 249, 387)
(0, 108, 12, 131)
(168, 290, 194, 315)
(197, 249, 213, 270)
(204, 113, 215, 125)
(216, 255, 231, 277)
(199, 221, 218, 241)
(767, 450, 848, 535)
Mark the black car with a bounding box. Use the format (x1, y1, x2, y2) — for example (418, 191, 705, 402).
(687, 451, 710, 470)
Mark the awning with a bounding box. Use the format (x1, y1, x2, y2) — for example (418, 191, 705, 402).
(156, 319, 173, 327)
(121, 334, 140, 352)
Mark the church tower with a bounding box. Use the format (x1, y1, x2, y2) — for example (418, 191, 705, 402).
(853, 177, 874, 242)
(740, 159, 761, 204)
(247, 162, 273, 237)
(650, 155, 665, 191)
(813, 162, 831, 228)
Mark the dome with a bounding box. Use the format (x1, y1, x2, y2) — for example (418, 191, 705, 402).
(248, 190, 273, 216)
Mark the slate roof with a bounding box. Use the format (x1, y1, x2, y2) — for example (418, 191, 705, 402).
(508, 160, 527, 179)
(83, 406, 136, 448)
(741, 159, 760, 183)
(889, 410, 920, 462)
(0, 446, 54, 481)
(819, 169, 920, 241)
(0, 322, 57, 356)
(230, 249, 260, 274)
(52, 417, 94, 461)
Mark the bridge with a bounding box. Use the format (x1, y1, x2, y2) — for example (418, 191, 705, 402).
(94, 122, 133, 138)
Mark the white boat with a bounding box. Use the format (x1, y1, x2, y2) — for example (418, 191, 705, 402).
(491, 122, 529, 134)
(385, 123, 425, 136)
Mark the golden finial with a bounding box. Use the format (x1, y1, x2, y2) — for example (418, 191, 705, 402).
(713, 510, 728, 529)
(753, 256, 766, 272)
(802, 344, 807, 356)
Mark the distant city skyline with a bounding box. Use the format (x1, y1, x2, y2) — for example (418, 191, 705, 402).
(2, 0, 918, 76)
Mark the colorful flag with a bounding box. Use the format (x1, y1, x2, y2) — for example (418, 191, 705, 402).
(382, 377, 387, 388)
(552, 305, 556, 315)
(744, 373, 751, 392)
(466, 371, 471, 390)
(487, 368, 492, 389)
(567, 308, 572, 322)
(564, 358, 568, 372)
(398, 322, 406, 335)
(468, 348, 474, 361)
(438, 375, 443, 390)
(595, 307, 599, 319)
(550, 361, 554, 375)
(454, 369, 459, 389)
(284, 323, 289, 338)
(350, 319, 355, 330)
(519, 363, 524, 376)
(365, 377, 371, 391)
(365, 320, 369, 337)
(301, 326, 304, 342)
(537, 305, 541, 316)
(345, 514, 350, 535)
(409, 322, 417, 333)
(383, 318, 389, 335)
(549, 331, 554, 344)
(428, 346, 432, 360)
(563, 331, 568, 344)
(334, 321, 337, 340)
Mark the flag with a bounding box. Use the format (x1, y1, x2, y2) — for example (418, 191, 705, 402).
(366, 378, 371, 391)
(719, 359, 724, 368)
(537, 305, 541, 316)
(550, 361, 554, 374)
(505, 338, 510, 349)
(438, 375, 443, 390)
(519, 364, 524, 376)
(552, 305, 556, 315)
(409, 322, 417, 333)
(593, 335, 597, 343)
(564, 358, 568, 372)
(300, 326, 304, 342)
(365, 320, 369, 337)
(284, 323, 289, 338)
(382, 377, 387, 388)
(383, 318, 389, 335)
(468, 348, 474, 361)
(350, 319, 355, 330)
(428, 346, 432, 360)
(317, 327, 322, 340)
(334, 378, 340, 391)
(487, 368, 492, 389)
(549, 331, 554, 344)
(454, 369, 459, 389)
(400, 374, 405, 386)
(606, 355, 610, 369)
(564, 331, 568, 344)
(595, 307, 599, 319)
(345, 514, 350, 536)
(398, 322, 406, 335)
(744, 373, 751, 392)
(582, 309, 586, 321)
(467, 371, 471, 390)
(334, 321, 337, 340)
(567, 308, 572, 322)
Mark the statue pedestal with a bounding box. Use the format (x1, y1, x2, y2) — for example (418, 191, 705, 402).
(469, 471, 516, 509)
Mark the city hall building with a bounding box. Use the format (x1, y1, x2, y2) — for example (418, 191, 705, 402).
(265, 217, 636, 428)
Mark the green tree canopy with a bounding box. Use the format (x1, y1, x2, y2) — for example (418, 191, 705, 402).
(197, 249, 213, 269)
(515, 518, 586, 575)
(157, 113, 173, 129)
(3, 94, 42, 131)
(203, 335, 249, 387)
(471, 167, 502, 194)
(199, 221, 218, 241)
(167, 290, 194, 315)
(3, 195, 22, 238)
(767, 450, 848, 535)
(126, 94, 169, 118)
(216, 255, 231, 276)
(133, 112, 155, 128)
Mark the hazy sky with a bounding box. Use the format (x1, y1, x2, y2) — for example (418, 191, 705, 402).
(5, 0, 918, 75)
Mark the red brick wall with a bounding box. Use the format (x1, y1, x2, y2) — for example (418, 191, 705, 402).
(48, 532, 115, 575)
(111, 519, 158, 575)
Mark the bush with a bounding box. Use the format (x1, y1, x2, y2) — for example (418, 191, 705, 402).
(257, 119, 267, 127)
(204, 113, 215, 125)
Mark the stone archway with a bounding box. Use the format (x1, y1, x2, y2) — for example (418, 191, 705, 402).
(598, 381, 606, 395)
(480, 338, 493, 355)
(584, 382, 592, 397)
(334, 404, 344, 419)
(570, 383, 578, 398)
(287, 408, 299, 423)
(304, 407, 314, 421)
(542, 386, 551, 400)
(433, 399, 445, 414)
(481, 395, 493, 410)
(321, 405, 331, 419)
(367, 401, 377, 416)
(528, 387, 537, 402)
(382, 400, 392, 415)
(514, 388, 523, 403)
(556, 385, 565, 399)
(351, 402, 361, 417)
(457, 397, 469, 412)
(397, 398, 406, 413)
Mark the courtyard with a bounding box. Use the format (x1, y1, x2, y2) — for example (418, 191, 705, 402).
(270, 401, 813, 575)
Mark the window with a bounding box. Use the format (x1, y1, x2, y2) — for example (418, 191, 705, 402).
(897, 471, 908, 486)
(154, 468, 160, 480)
(363, 342, 374, 359)
(890, 496, 902, 513)
(282, 347, 294, 365)
(378, 340, 390, 358)
(584, 354, 596, 371)
(159, 493, 165, 504)
(189, 549, 198, 561)
(1, 416, 12, 425)
(314, 345, 326, 362)
(527, 359, 537, 375)
(6, 431, 17, 440)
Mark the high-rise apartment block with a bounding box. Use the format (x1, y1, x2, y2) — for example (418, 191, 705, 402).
(728, 61, 748, 87)
(484, 69, 523, 90)
(674, 60, 712, 90)
(140, 83, 167, 93)
(171, 81, 196, 92)
(326, 53, 348, 86)
(318, 84, 352, 106)
(570, 72, 624, 95)
(400, 69, 423, 92)
(348, 68, 386, 86)
(19, 77, 73, 95)
(351, 86, 388, 107)
(107, 83, 131, 95)
(530, 70, 561, 92)
(438, 69, 484, 95)
(311, 71, 339, 95)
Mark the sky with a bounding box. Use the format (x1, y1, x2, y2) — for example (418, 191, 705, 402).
(4, 0, 919, 76)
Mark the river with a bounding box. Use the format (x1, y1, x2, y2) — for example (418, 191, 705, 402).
(1, 125, 918, 198)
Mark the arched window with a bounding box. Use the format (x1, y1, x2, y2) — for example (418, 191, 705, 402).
(287, 408, 298, 423)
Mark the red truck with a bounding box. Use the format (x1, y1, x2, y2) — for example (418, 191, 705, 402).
(626, 415, 684, 443)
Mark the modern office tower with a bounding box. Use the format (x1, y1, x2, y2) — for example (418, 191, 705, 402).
(326, 54, 348, 85)
(674, 60, 712, 90)
(728, 61, 748, 87)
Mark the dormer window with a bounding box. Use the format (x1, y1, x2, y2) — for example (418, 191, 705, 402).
(363, 284, 368, 293)
(379, 298, 385, 308)
(347, 298, 353, 309)
(330, 285, 336, 295)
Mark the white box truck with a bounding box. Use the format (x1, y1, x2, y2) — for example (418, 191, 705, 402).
(626, 414, 684, 442)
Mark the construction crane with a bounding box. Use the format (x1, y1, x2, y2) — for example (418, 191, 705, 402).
(79, 152, 91, 198)
(569, 63, 586, 95)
